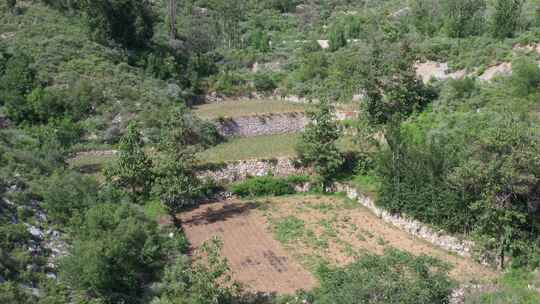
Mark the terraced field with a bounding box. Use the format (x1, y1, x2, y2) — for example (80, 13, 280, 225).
(179, 195, 497, 294)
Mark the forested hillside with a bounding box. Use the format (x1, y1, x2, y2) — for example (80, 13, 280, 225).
(1, 0, 539, 303)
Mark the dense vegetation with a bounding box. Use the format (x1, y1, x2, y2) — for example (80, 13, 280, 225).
(1, 0, 539, 303)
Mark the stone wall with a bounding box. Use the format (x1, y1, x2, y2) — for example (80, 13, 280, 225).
(198, 157, 309, 183)
(198, 159, 476, 258)
(213, 110, 358, 138)
(330, 182, 475, 258)
(213, 112, 309, 137)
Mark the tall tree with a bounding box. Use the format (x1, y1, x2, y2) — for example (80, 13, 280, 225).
(152, 107, 202, 215)
(81, 0, 155, 48)
(491, 0, 525, 39)
(168, 0, 177, 40)
(105, 122, 153, 203)
(442, 0, 486, 38)
(296, 99, 344, 190)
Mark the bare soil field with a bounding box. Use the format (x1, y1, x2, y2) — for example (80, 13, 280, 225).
(258, 195, 497, 283)
(178, 200, 317, 294)
(179, 194, 497, 295)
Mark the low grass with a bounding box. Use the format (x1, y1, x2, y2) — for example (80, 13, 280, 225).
(274, 215, 306, 244)
(144, 199, 169, 220)
(199, 133, 358, 163)
(198, 133, 299, 163)
(193, 99, 312, 120)
(465, 269, 540, 304)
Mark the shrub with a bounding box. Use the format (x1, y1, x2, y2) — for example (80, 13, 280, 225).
(60, 203, 164, 303)
(510, 57, 540, 96)
(81, 0, 155, 48)
(253, 72, 277, 92)
(38, 171, 99, 225)
(313, 249, 454, 304)
(491, 0, 525, 39)
(230, 176, 295, 197)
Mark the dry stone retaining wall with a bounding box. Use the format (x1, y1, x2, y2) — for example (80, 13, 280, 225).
(198, 158, 476, 258)
(213, 112, 309, 137)
(330, 182, 475, 258)
(213, 110, 357, 138)
(198, 158, 309, 183)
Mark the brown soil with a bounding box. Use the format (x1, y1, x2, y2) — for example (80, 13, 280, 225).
(178, 200, 317, 294)
(179, 195, 497, 295)
(257, 195, 497, 283)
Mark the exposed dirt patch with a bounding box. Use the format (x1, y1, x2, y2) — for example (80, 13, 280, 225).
(178, 201, 317, 294)
(415, 61, 466, 83)
(479, 62, 512, 81)
(257, 195, 497, 283)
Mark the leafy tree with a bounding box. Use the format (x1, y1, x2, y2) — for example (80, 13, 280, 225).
(105, 123, 153, 203)
(151, 237, 239, 304)
(0, 52, 36, 124)
(450, 113, 540, 268)
(60, 203, 163, 303)
(80, 0, 155, 48)
(362, 42, 436, 126)
(296, 99, 343, 189)
(442, 0, 486, 38)
(491, 0, 525, 39)
(410, 0, 443, 36)
(152, 107, 202, 214)
(510, 57, 540, 97)
(7, 0, 16, 12)
(209, 0, 245, 48)
(328, 25, 347, 52)
(251, 29, 271, 53)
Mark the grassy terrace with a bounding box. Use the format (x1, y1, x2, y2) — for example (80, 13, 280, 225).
(69, 133, 359, 172)
(199, 133, 358, 163)
(193, 99, 312, 119)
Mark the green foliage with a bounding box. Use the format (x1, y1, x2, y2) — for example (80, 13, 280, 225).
(363, 42, 437, 126)
(465, 269, 540, 303)
(105, 123, 153, 203)
(60, 203, 164, 303)
(80, 0, 155, 48)
(251, 29, 271, 53)
(313, 249, 454, 304)
(491, 0, 525, 39)
(442, 0, 486, 38)
(151, 237, 239, 304)
(275, 216, 306, 243)
(0, 282, 35, 304)
(152, 107, 203, 213)
(0, 52, 36, 124)
(253, 72, 278, 93)
(510, 57, 540, 96)
(328, 25, 347, 52)
(230, 176, 295, 197)
(297, 100, 344, 187)
(410, 0, 443, 36)
(38, 171, 99, 225)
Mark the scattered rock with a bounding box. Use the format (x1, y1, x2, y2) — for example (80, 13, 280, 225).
(415, 61, 467, 83)
(317, 40, 329, 49)
(27, 225, 44, 239)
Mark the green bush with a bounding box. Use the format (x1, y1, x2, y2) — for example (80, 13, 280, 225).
(230, 176, 295, 197)
(38, 171, 99, 225)
(60, 203, 164, 303)
(253, 72, 277, 92)
(313, 249, 454, 304)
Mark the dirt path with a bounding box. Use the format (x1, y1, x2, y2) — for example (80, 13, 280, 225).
(178, 201, 317, 294)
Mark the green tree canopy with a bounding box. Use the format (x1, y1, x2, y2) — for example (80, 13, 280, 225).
(296, 99, 343, 188)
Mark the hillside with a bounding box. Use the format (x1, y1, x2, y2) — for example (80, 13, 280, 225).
(1, 1, 540, 304)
